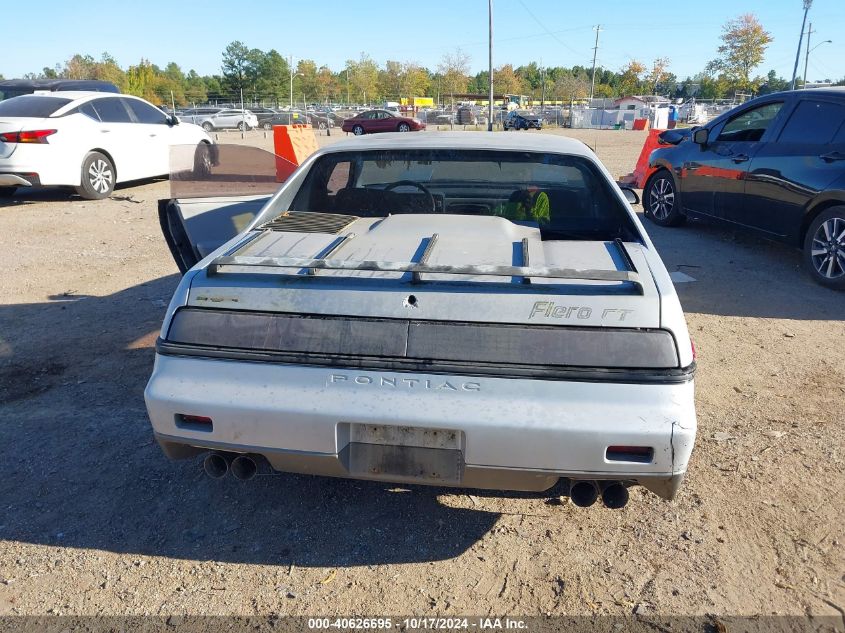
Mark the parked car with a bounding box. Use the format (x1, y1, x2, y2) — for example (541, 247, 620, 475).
(176, 107, 221, 125)
(146, 133, 697, 507)
(189, 108, 259, 132)
(504, 110, 542, 131)
(0, 92, 213, 199)
(247, 107, 280, 128)
(260, 110, 310, 129)
(341, 109, 425, 135)
(645, 88, 845, 289)
(0, 79, 119, 101)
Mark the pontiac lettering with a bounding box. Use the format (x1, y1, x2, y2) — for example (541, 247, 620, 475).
(329, 374, 481, 392)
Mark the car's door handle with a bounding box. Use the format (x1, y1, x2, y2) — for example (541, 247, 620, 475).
(101, 129, 111, 133)
(732, 154, 750, 163)
(149, 134, 157, 137)
(684, 161, 700, 171)
(820, 151, 845, 162)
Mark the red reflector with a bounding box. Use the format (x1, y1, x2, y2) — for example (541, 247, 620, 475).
(690, 337, 697, 361)
(0, 129, 57, 144)
(178, 414, 212, 425)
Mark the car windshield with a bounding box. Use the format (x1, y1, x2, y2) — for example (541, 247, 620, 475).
(0, 95, 71, 117)
(288, 149, 638, 241)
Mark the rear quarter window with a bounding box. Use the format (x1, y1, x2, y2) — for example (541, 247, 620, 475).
(778, 100, 845, 145)
(0, 96, 71, 117)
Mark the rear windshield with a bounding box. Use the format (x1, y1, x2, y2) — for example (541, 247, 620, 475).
(0, 96, 71, 117)
(289, 149, 639, 241)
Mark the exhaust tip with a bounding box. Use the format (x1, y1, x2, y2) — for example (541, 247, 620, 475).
(601, 482, 630, 509)
(569, 480, 600, 507)
(203, 453, 229, 479)
(230, 455, 257, 481)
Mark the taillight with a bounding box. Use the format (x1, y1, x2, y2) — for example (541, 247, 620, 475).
(0, 129, 57, 144)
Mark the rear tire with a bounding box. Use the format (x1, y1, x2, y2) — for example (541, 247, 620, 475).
(352, 125, 364, 136)
(75, 152, 115, 200)
(0, 187, 15, 198)
(201, 121, 214, 132)
(644, 170, 686, 227)
(262, 122, 272, 130)
(804, 206, 845, 289)
(193, 142, 213, 177)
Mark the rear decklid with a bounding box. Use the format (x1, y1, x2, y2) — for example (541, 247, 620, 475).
(186, 213, 661, 329)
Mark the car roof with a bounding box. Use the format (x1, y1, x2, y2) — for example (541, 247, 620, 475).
(0, 78, 118, 91)
(318, 131, 594, 157)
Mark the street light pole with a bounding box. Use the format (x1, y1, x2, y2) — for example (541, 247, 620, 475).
(488, 0, 494, 131)
(791, 0, 813, 90)
(804, 34, 832, 87)
(289, 55, 295, 110)
(589, 25, 601, 101)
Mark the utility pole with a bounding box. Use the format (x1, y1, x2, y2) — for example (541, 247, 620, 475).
(589, 25, 602, 102)
(346, 68, 350, 105)
(289, 55, 295, 110)
(488, 0, 494, 131)
(540, 65, 546, 112)
(803, 22, 814, 87)
(791, 0, 812, 90)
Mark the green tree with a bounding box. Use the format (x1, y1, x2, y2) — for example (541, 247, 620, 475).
(437, 48, 470, 102)
(618, 60, 646, 96)
(708, 14, 772, 93)
(221, 41, 256, 94)
(346, 53, 379, 104)
(645, 57, 671, 95)
(255, 50, 289, 104)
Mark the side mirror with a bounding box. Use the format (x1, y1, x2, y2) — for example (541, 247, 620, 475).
(693, 128, 708, 145)
(168, 115, 180, 126)
(620, 186, 640, 205)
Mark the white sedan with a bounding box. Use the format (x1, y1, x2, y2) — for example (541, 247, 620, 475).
(0, 91, 213, 199)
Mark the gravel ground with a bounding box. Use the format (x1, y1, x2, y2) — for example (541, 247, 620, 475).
(0, 128, 843, 620)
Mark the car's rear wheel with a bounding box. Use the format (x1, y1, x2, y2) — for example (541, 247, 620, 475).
(398, 122, 411, 132)
(352, 125, 364, 136)
(201, 122, 214, 132)
(0, 187, 15, 197)
(644, 170, 685, 227)
(262, 122, 272, 130)
(75, 152, 115, 200)
(193, 142, 213, 177)
(237, 121, 250, 132)
(804, 207, 845, 289)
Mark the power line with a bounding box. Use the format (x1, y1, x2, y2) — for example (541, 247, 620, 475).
(517, 0, 583, 56)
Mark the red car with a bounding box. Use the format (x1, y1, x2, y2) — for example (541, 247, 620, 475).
(341, 109, 425, 135)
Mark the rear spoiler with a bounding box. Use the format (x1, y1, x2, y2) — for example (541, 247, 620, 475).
(207, 242, 642, 294)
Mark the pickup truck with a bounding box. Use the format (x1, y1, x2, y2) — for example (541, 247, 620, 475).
(145, 133, 697, 508)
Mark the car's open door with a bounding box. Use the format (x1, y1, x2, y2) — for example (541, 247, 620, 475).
(160, 143, 298, 273)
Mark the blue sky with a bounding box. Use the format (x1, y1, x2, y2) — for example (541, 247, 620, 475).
(5, 0, 844, 82)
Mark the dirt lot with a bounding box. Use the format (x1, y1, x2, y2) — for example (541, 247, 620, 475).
(0, 128, 843, 621)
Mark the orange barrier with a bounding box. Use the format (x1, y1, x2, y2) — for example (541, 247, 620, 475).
(631, 118, 649, 131)
(273, 124, 319, 182)
(618, 128, 666, 189)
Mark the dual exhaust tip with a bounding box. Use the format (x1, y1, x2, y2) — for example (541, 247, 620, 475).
(203, 452, 258, 481)
(569, 480, 629, 509)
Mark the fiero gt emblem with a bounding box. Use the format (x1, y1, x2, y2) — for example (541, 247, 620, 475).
(328, 374, 480, 392)
(529, 301, 634, 322)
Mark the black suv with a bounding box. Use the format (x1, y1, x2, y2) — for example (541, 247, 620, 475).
(645, 88, 845, 288)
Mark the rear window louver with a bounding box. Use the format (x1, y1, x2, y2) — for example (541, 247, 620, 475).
(260, 211, 358, 234)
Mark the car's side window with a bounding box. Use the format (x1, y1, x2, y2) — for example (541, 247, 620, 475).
(126, 100, 169, 125)
(778, 100, 845, 145)
(717, 102, 783, 143)
(78, 102, 101, 121)
(91, 97, 132, 123)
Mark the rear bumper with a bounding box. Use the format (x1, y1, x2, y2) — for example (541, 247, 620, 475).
(0, 172, 41, 187)
(145, 355, 696, 499)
